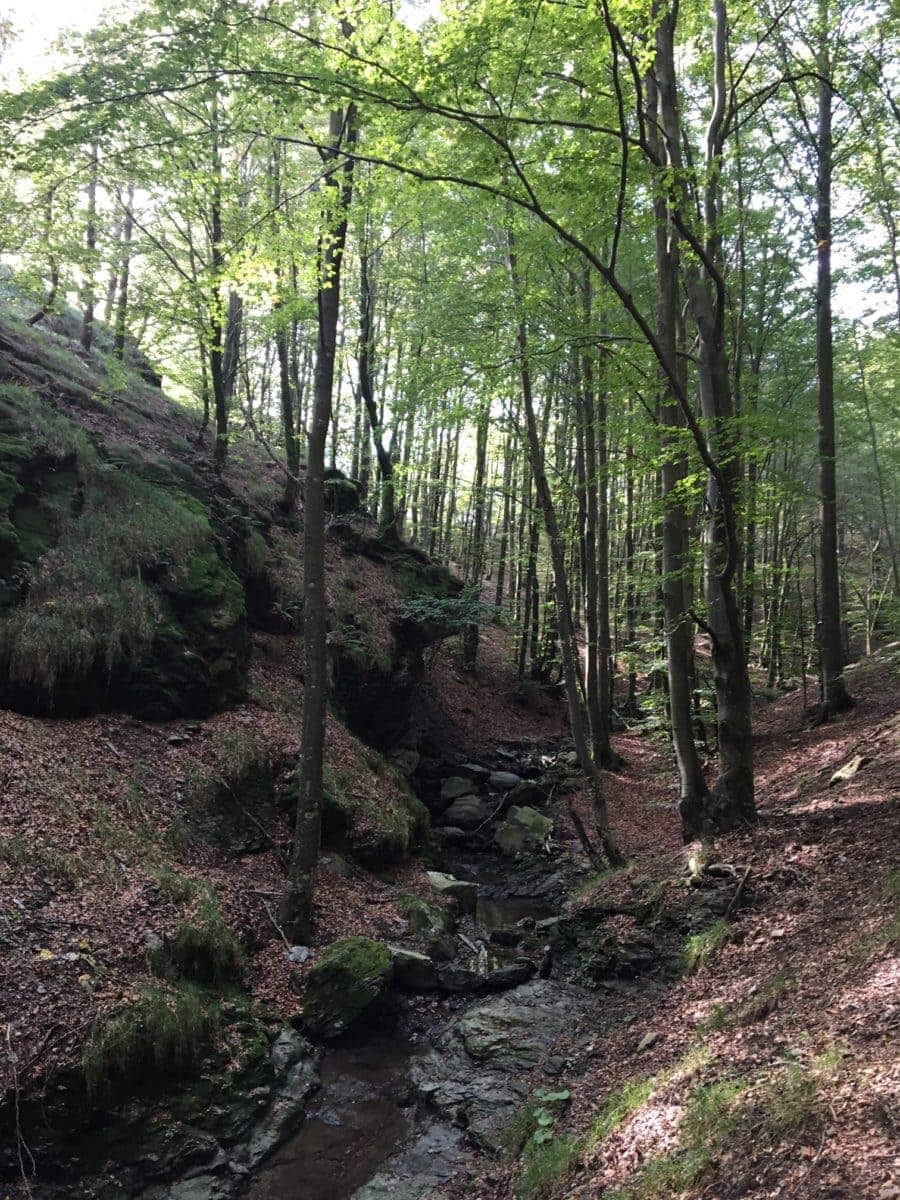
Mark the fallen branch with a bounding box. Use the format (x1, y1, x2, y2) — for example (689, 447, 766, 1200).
(6, 1022, 35, 1193)
(726, 864, 753, 917)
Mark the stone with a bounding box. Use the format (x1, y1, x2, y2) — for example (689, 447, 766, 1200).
(287, 945, 311, 964)
(488, 770, 521, 791)
(456, 762, 491, 783)
(425, 871, 478, 911)
(390, 946, 439, 991)
(637, 1031, 660, 1051)
(440, 795, 489, 829)
(440, 776, 477, 802)
(489, 928, 524, 947)
(411, 981, 588, 1150)
(494, 806, 553, 856)
(829, 754, 868, 785)
(391, 749, 421, 777)
(398, 893, 452, 938)
(302, 937, 393, 1038)
(504, 780, 549, 809)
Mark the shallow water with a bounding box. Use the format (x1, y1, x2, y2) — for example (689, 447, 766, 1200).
(244, 1031, 415, 1200)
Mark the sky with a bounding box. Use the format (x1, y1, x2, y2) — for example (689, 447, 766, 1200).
(2, 0, 127, 79)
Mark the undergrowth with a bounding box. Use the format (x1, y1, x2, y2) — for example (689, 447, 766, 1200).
(682, 918, 732, 974)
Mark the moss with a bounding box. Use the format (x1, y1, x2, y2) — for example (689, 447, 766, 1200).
(682, 919, 732, 975)
(303, 937, 393, 1038)
(320, 757, 427, 867)
(588, 1076, 655, 1146)
(399, 892, 450, 938)
(82, 984, 219, 1102)
(698, 972, 792, 1033)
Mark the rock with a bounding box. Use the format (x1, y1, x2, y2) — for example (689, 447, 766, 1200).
(425, 871, 479, 911)
(436, 959, 534, 994)
(440, 776, 478, 802)
(427, 934, 457, 963)
(488, 770, 521, 791)
(411, 981, 588, 1149)
(829, 754, 868, 785)
(494, 806, 553, 856)
(456, 763, 490, 783)
(503, 780, 550, 809)
(398, 893, 452, 938)
(390, 946, 439, 991)
(323, 471, 362, 514)
(440, 796, 489, 829)
(391, 749, 421, 777)
(637, 1031, 660, 1051)
(320, 853, 354, 879)
(302, 937, 393, 1038)
(287, 945, 311, 964)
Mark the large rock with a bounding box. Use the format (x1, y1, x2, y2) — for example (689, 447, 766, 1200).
(302, 937, 393, 1038)
(504, 780, 550, 809)
(398, 893, 452, 939)
(494, 806, 553, 856)
(425, 871, 478, 911)
(440, 776, 477, 802)
(488, 770, 521, 791)
(440, 795, 489, 829)
(390, 946, 439, 991)
(411, 982, 588, 1149)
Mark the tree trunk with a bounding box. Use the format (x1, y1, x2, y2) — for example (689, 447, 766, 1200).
(281, 99, 357, 942)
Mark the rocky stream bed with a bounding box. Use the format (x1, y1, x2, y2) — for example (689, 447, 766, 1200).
(17, 737, 673, 1200)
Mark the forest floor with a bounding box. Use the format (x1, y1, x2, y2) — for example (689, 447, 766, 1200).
(1, 620, 897, 1199)
(447, 642, 900, 1200)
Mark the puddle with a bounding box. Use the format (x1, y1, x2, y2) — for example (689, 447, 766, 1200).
(244, 1032, 415, 1200)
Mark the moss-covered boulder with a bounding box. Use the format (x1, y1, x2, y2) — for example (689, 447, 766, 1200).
(302, 937, 393, 1038)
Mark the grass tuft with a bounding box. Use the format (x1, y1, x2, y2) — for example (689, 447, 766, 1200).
(682, 918, 732, 975)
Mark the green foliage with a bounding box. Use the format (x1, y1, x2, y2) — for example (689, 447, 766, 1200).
(398, 580, 492, 630)
(82, 984, 219, 1101)
(681, 919, 732, 975)
(588, 1076, 655, 1145)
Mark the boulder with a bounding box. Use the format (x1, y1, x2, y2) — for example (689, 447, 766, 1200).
(302, 937, 393, 1038)
(504, 780, 550, 809)
(390, 946, 439, 991)
(440, 796, 489, 829)
(425, 871, 478, 911)
(488, 770, 521, 791)
(440, 776, 477, 802)
(411, 981, 588, 1149)
(494, 806, 553, 856)
(436, 959, 534, 995)
(391, 749, 421, 777)
(456, 763, 491, 784)
(398, 893, 452, 939)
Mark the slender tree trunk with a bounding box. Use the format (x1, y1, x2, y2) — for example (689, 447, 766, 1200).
(80, 144, 99, 353)
(113, 187, 135, 360)
(281, 98, 356, 942)
(814, 0, 853, 716)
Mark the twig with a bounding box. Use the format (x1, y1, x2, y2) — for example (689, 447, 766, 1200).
(726, 864, 753, 917)
(6, 1022, 35, 1192)
(255, 893, 293, 953)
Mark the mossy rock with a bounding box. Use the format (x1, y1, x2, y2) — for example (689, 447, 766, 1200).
(320, 764, 430, 867)
(302, 937, 393, 1038)
(399, 892, 452, 938)
(0, 383, 249, 717)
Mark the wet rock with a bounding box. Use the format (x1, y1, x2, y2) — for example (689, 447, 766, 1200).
(352, 1122, 471, 1200)
(494, 806, 553, 856)
(488, 770, 521, 791)
(441, 796, 489, 829)
(390, 946, 439, 991)
(440, 776, 477, 802)
(425, 871, 478, 911)
(411, 981, 589, 1149)
(426, 934, 457, 963)
(436, 959, 534, 994)
(302, 937, 393, 1039)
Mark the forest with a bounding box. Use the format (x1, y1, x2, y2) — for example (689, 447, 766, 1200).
(0, 0, 897, 1197)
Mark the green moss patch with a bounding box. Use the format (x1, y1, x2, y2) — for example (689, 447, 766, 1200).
(302, 937, 393, 1038)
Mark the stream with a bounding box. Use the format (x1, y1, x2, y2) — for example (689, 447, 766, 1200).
(243, 741, 583, 1200)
